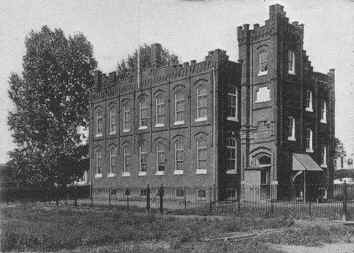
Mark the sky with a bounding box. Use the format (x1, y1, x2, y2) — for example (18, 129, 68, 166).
(0, 0, 353, 163)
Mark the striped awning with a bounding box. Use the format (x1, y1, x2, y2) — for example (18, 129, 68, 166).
(292, 153, 322, 171)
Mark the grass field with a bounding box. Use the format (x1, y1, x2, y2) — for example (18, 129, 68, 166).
(1, 203, 353, 252)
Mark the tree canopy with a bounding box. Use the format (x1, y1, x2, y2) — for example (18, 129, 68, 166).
(7, 26, 97, 188)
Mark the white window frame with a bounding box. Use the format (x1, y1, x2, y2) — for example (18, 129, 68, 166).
(305, 128, 313, 153)
(122, 146, 130, 177)
(174, 138, 184, 175)
(320, 100, 327, 124)
(95, 150, 103, 178)
(258, 51, 268, 76)
(321, 145, 328, 168)
(227, 87, 238, 121)
(305, 90, 313, 112)
(155, 142, 165, 175)
(255, 86, 271, 103)
(196, 137, 207, 174)
(139, 98, 148, 129)
(108, 147, 116, 177)
(155, 95, 165, 127)
(138, 145, 147, 176)
(226, 136, 237, 174)
(288, 50, 295, 75)
(109, 107, 116, 135)
(123, 103, 130, 132)
(174, 91, 185, 125)
(196, 86, 208, 121)
(287, 116, 296, 141)
(95, 109, 103, 137)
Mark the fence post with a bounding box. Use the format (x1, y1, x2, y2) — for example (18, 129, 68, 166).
(184, 187, 187, 209)
(146, 184, 150, 212)
(90, 187, 94, 207)
(108, 187, 111, 207)
(343, 182, 348, 221)
(125, 188, 130, 210)
(159, 184, 164, 214)
(74, 186, 78, 207)
(308, 200, 312, 217)
(209, 186, 213, 212)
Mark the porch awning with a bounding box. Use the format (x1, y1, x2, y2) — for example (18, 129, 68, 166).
(292, 153, 322, 172)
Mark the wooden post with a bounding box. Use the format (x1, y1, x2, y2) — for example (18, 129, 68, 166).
(159, 184, 164, 214)
(303, 170, 307, 204)
(343, 182, 348, 221)
(146, 184, 150, 212)
(184, 187, 187, 209)
(108, 188, 111, 207)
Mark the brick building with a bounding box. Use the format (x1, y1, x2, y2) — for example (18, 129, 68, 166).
(89, 4, 335, 200)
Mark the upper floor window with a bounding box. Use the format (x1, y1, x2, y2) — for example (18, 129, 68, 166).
(155, 95, 165, 127)
(196, 136, 207, 174)
(320, 100, 327, 124)
(139, 97, 149, 129)
(174, 91, 185, 125)
(156, 142, 166, 174)
(227, 87, 238, 121)
(196, 86, 207, 121)
(305, 128, 313, 153)
(175, 137, 184, 173)
(139, 143, 148, 175)
(305, 90, 313, 112)
(258, 51, 268, 75)
(95, 149, 102, 177)
(225, 136, 237, 174)
(95, 109, 103, 137)
(287, 116, 296, 141)
(122, 145, 130, 176)
(288, 50, 295, 74)
(108, 146, 117, 177)
(255, 86, 271, 103)
(321, 145, 327, 168)
(109, 106, 116, 135)
(123, 103, 131, 132)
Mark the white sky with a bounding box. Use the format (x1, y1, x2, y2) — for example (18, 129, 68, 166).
(0, 0, 353, 163)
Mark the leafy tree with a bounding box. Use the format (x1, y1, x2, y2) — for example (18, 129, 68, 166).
(7, 26, 97, 189)
(334, 137, 346, 159)
(116, 43, 179, 76)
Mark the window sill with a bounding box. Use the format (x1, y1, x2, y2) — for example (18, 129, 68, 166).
(138, 171, 147, 176)
(107, 173, 116, 178)
(109, 131, 116, 135)
(288, 137, 296, 141)
(321, 164, 328, 168)
(195, 117, 207, 122)
(174, 170, 184, 175)
(306, 148, 314, 153)
(288, 70, 296, 75)
(305, 107, 313, 112)
(257, 71, 268, 76)
(155, 171, 165, 176)
(226, 169, 238, 175)
(95, 134, 103, 138)
(122, 172, 130, 177)
(138, 126, 148, 130)
(174, 120, 185, 126)
(123, 129, 130, 133)
(155, 123, 165, 128)
(196, 169, 207, 175)
(94, 173, 103, 178)
(227, 117, 238, 122)
(320, 119, 327, 124)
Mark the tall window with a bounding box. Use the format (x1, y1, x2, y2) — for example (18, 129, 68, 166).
(108, 147, 117, 176)
(196, 137, 207, 174)
(139, 144, 148, 174)
(95, 150, 102, 177)
(156, 143, 166, 172)
(155, 95, 165, 127)
(305, 128, 313, 152)
(226, 136, 237, 173)
(196, 86, 207, 120)
(123, 103, 130, 132)
(258, 51, 268, 75)
(288, 50, 295, 74)
(227, 87, 238, 120)
(96, 109, 103, 137)
(305, 90, 313, 112)
(139, 98, 149, 129)
(122, 146, 130, 175)
(175, 91, 185, 124)
(175, 137, 184, 172)
(321, 145, 327, 167)
(109, 106, 116, 134)
(287, 116, 296, 141)
(321, 100, 327, 123)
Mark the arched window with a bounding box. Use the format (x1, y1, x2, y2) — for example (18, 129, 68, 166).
(196, 136, 207, 174)
(139, 143, 148, 175)
(122, 102, 131, 132)
(196, 86, 207, 121)
(109, 106, 116, 134)
(108, 146, 117, 177)
(287, 116, 296, 141)
(321, 145, 327, 167)
(321, 100, 327, 123)
(288, 50, 295, 74)
(155, 95, 165, 127)
(95, 108, 103, 137)
(156, 142, 166, 173)
(225, 136, 237, 174)
(258, 155, 271, 185)
(305, 128, 313, 152)
(258, 50, 268, 75)
(174, 91, 185, 124)
(175, 137, 184, 172)
(305, 90, 313, 112)
(95, 149, 103, 177)
(122, 145, 130, 176)
(139, 97, 149, 129)
(227, 87, 238, 120)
